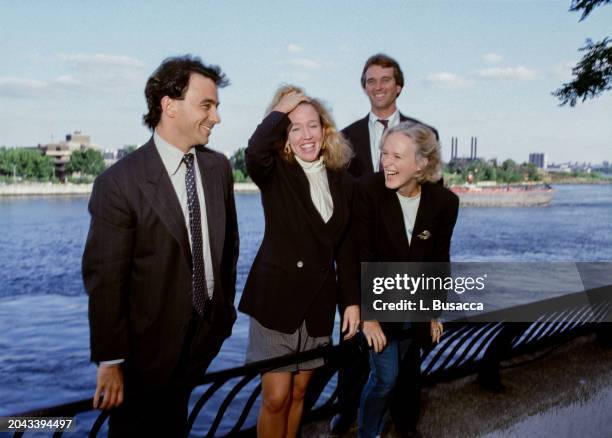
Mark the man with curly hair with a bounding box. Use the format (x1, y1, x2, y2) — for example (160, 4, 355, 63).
(83, 55, 238, 437)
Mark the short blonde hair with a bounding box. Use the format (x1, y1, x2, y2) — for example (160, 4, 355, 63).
(265, 85, 353, 171)
(382, 121, 442, 183)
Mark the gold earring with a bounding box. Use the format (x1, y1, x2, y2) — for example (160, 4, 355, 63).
(284, 140, 291, 155)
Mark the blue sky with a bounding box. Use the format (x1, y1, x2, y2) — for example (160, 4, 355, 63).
(1, 0, 611, 163)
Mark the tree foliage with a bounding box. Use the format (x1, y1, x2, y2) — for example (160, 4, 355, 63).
(66, 149, 106, 176)
(230, 147, 250, 182)
(553, 0, 612, 106)
(445, 158, 542, 185)
(570, 0, 611, 20)
(0, 148, 55, 181)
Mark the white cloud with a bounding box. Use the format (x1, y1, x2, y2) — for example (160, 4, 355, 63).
(424, 72, 470, 88)
(0, 75, 87, 98)
(475, 66, 538, 80)
(551, 61, 575, 80)
(0, 77, 47, 97)
(482, 53, 503, 64)
(287, 44, 302, 53)
(58, 53, 145, 68)
(287, 58, 320, 69)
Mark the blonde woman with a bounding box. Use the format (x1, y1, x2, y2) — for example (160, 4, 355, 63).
(239, 86, 360, 438)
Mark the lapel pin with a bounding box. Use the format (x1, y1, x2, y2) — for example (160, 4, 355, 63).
(417, 230, 431, 240)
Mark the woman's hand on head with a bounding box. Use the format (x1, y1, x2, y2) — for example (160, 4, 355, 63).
(342, 305, 360, 340)
(272, 91, 309, 114)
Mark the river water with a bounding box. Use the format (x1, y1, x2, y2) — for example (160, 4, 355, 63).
(1, 184, 611, 435)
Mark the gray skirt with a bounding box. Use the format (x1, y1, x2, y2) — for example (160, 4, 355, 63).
(246, 318, 331, 373)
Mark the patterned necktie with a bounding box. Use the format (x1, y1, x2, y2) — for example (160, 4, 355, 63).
(183, 153, 208, 316)
(377, 119, 389, 172)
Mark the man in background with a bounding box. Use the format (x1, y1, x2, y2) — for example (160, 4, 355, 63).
(83, 55, 239, 437)
(332, 53, 439, 436)
(343, 53, 438, 179)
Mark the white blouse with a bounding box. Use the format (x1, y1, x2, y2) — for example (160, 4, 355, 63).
(295, 156, 334, 223)
(396, 191, 421, 244)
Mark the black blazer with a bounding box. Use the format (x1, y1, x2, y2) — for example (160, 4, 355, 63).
(82, 138, 239, 387)
(238, 112, 360, 337)
(354, 173, 459, 346)
(342, 113, 439, 179)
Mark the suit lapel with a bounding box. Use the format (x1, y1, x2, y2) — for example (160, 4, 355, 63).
(381, 188, 410, 259)
(326, 169, 343, 225)
(408, 184, 434, 260)
(196, 147, 224, 279)
(139, 139, 192, 267)
(355, 115, 374, 172)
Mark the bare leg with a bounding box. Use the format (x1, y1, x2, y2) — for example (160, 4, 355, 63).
(258, 371, 293, 438)
(286, 370, 313, 438)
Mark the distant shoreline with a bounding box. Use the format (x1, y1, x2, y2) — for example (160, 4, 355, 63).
(0, 182, 260, 196)
(1, 179, 610, 197)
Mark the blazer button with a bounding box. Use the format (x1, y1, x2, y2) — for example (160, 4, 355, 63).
(297, 261, 304, 268)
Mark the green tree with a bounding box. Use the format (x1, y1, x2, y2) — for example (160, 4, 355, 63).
(553, 0, 612, 106)
(230, 147, 249, 182)
(122, 145, 137, 154)
(0, 148, 54, 181)
(67, 149, 106, 176)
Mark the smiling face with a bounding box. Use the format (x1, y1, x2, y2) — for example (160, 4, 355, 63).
(381, 132, 426, 195)
(364, 64, 402, 116)
(287, 103, 323, 162)
(171, 73, 220, 148)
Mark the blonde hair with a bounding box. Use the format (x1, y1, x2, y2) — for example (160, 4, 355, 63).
(265, 85, 353, 171)
(382, 121, 442, 183)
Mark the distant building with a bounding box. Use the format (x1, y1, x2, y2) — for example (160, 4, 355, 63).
(449, 136, 479, 162)
(102, 146, 136, 167)
(529, 153, 547, 169)
(40, 131, 100, 181)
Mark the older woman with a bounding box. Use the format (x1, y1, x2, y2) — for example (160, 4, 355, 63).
(239, 86, 360, 438)
(355, 121, 459, 438)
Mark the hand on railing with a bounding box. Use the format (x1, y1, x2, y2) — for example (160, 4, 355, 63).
(362, 320, 387, 353)
(430, 320, 444, 344)
(342, 304, 360, 340)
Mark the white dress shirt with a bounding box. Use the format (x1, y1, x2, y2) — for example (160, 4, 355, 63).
(153, 131, 215, 298)
(368, 109, 400, 171)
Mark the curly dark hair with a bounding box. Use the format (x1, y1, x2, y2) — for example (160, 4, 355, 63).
(360, 53, 404, 92)
(143, 55, 229, 130)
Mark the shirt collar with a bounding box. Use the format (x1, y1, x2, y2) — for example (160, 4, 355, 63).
(295, 155, 326, 174)
(368, 109, 400, 128)
(154, 131, 195, 176)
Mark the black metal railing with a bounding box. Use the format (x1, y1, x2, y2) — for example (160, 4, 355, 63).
(3, 286, 610, 437)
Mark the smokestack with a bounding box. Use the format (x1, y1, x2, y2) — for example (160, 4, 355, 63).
(474, 137, 478, 160)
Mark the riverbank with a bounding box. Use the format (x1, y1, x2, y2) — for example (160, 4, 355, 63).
(0, 182, 260, 196)
(547, 177, 612, 185)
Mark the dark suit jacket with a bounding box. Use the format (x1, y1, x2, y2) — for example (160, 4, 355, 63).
(82, 138, 239, 387)
(238, 111, 360, 337)
(354, 173, 459, 346)
(342, 113, 439, 179)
